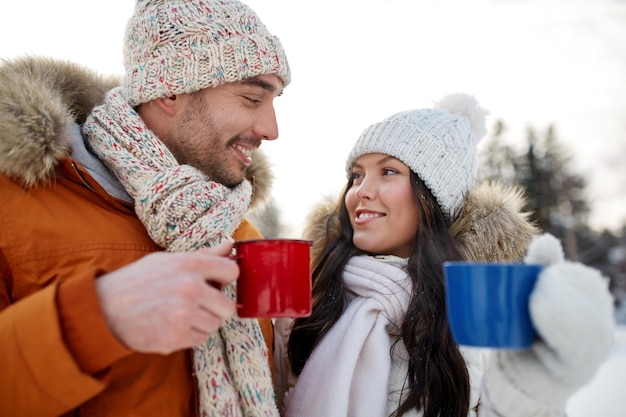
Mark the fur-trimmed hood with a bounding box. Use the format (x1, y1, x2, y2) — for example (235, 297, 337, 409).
(302, 180, 540, 265)
(0, 56, 273, 210)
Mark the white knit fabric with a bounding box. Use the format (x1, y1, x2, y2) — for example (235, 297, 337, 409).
(284, 255, 412, 417)
(480, 234, 615, 417)
(345, 93, 488, 219)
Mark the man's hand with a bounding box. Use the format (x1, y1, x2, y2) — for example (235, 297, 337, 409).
(96, 241, 238, 354)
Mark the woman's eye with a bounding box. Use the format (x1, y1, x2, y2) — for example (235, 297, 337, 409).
(350, 172, 363, 182)
(382, 168, 397, 175)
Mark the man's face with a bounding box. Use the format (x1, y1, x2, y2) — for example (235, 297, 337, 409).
(162, 74, 283, 187)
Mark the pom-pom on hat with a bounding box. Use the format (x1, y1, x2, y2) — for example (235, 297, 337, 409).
(123, 0, 291, 106)
(345, 93, 489, 219)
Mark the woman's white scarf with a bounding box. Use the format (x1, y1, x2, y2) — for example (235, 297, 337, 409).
(83, 87, 279, 417)
(285, 255, 412, 417)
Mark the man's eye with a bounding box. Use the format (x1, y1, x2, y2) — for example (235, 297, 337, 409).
(244, 96, 261, 104)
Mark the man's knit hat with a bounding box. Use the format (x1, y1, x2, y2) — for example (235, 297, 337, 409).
(123, 0, 291, 106)
(345, 93, 489, 219)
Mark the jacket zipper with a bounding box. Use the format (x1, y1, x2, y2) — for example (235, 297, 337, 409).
(70, 161, 97, 193)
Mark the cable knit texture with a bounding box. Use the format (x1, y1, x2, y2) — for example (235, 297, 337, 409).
(83, 87, 279, 417)
(124, 0, 291, 106)
(345, 93, 488, 219)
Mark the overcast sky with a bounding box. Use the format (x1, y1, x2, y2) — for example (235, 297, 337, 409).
(2, 0, 625, 234)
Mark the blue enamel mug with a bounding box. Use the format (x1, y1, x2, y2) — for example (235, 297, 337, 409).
(443, 262, 543, 349)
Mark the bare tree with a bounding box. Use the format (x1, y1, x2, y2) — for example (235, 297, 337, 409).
(479, 120, 625, 319)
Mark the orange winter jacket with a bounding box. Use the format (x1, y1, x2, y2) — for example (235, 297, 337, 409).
(0, 157, 274, 417)
(0, 57, 276, 417)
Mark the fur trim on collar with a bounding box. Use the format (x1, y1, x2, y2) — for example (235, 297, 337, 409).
(0, 56, 272, 209)
(449, 181, 540, 262)
(0, 56, 119, 187)
(302, 180, 540, 265)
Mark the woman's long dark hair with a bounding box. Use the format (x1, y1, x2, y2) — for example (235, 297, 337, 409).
(288, 172, 470, 417)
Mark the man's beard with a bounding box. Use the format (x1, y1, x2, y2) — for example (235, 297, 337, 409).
(168, 95, 247, 188)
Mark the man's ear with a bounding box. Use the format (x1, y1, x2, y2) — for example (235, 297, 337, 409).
(152, 95, 178, 116)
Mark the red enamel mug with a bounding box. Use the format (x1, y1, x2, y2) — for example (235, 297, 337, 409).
(232, 239, 312, 318)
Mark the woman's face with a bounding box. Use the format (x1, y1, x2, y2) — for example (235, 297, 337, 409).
(345, 153, 420, 258)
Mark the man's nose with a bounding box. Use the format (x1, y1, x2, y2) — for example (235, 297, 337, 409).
(252, 103, 279, 141)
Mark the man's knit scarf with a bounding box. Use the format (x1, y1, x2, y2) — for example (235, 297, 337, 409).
(83, 87, 279, 417)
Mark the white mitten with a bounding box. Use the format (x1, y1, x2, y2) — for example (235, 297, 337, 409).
(481, 234, 615, 417)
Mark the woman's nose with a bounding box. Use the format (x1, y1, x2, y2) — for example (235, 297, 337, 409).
(354, 177, 375, 200)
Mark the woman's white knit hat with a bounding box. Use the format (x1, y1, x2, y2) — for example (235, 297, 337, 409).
(345, 93, 489, 219)
(123, 0, 291, 106)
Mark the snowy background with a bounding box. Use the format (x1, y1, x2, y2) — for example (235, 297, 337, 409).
(566, 324, 626, 417)
(2, 0, 625, 237)
(2, 0, 625, 415)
